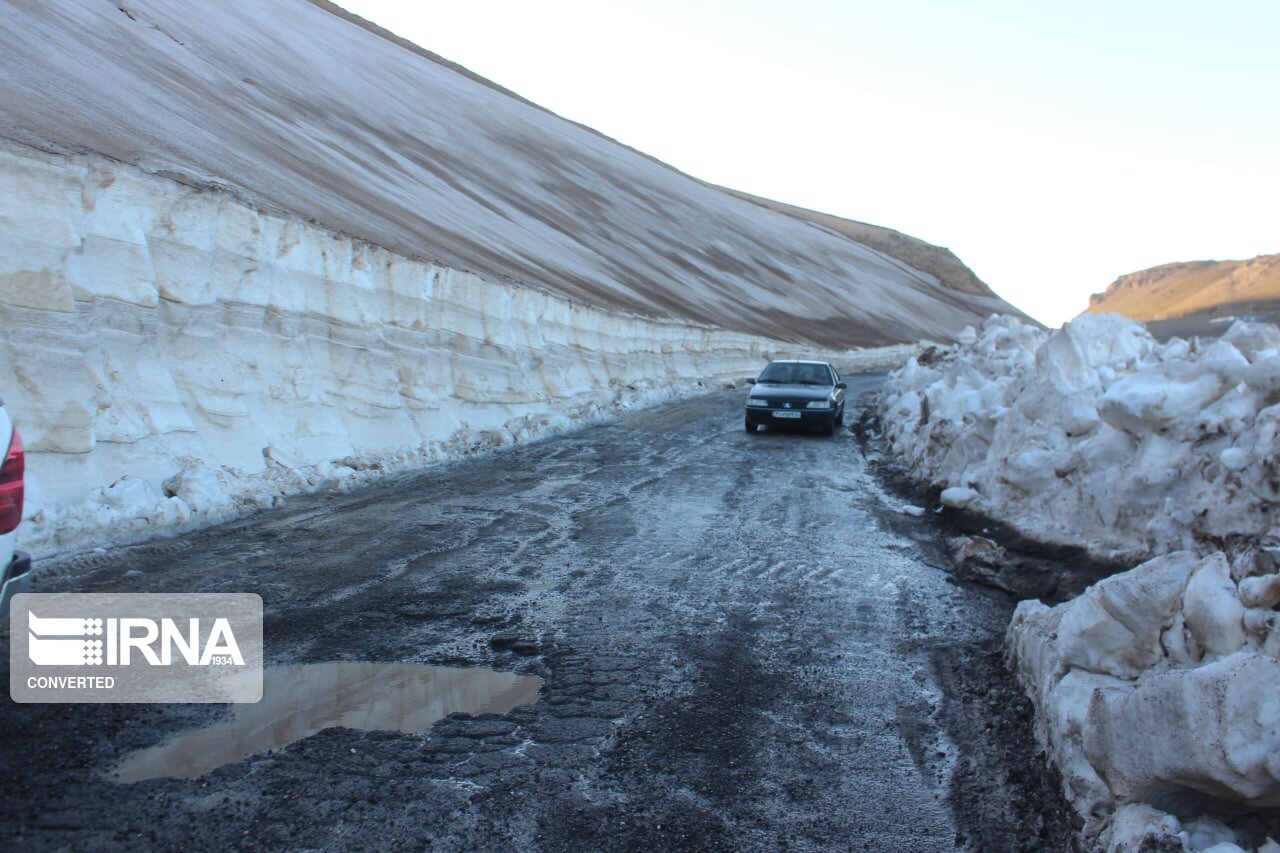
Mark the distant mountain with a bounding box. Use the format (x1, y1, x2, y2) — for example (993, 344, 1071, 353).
(1085, 254, 1280, 328)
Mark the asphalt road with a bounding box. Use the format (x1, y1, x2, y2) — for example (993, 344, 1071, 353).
(0, 375, 1073, 851)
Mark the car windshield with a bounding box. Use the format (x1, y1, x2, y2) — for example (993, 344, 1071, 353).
(757, 363, 832, 385)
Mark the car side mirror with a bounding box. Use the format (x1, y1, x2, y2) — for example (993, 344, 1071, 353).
(836, 381, 847, 389)
(746, 378, 756, 385)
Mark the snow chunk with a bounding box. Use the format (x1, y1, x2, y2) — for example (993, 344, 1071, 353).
(1056, 552, 1197, 679)
(1034, 313, 1153, 394)
(1240, 574, 1280, 610)
(1103, 803, 1183, 852)
(1220, 447, 1250, 471)
(1084, 652, 1280, 806)
(1098, 341, 1245, 436)
(1222, 321, 1280, 361)
(1182, 554, 1247, 660)
(939, 486, 979, 509)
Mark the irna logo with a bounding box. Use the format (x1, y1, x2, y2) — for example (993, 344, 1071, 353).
(28, 612, 245, 667)
(10, 593, 263, 704)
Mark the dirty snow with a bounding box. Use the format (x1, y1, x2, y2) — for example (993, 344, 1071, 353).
(878, 313, 1280, 851)
(1010, 551, 1280, 851)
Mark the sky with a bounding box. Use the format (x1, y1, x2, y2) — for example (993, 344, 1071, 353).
(339, 0, 1280, 326)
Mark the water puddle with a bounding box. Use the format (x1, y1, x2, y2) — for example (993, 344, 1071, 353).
(113, 662, 542, 782)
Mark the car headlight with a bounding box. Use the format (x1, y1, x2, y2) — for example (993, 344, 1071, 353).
(806, 401, 832, 409)
(747, 399, 769, 407)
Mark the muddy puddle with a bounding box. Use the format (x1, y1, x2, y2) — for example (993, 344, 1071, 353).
(113, 662, 543, 782)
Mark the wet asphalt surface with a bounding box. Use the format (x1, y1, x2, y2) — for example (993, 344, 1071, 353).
(0, 374, 1075, 851)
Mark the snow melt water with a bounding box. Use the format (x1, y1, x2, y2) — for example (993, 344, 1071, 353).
(879, 314, 1280, 851)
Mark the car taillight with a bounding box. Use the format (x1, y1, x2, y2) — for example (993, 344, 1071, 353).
(0, 427, 24, 535)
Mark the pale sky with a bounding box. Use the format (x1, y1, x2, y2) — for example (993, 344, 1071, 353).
(339, 0, 1280, 326)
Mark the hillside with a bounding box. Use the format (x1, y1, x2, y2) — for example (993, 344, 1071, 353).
(716, 187, 995, 298)
(0, 0, 1016, 349)
(1086, 253, 1280, 326)
(311, 0, 1008, 309)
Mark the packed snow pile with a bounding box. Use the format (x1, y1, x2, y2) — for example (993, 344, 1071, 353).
(879, 313, 1280, 564)
(877, 313, 1280, 851)
(1010, 551, 1280, 851)
(0, 142, 915, 560)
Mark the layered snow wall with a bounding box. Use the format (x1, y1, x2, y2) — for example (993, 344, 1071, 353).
(877, 314, 1280, 851)
(0, 141, 910, 559)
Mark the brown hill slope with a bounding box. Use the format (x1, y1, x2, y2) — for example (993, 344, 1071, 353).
(717, 187, 997, 299)
(313, 0, 1010, 313)
(0, 0, 1020, 349)
(1086, 254, 1280, 322)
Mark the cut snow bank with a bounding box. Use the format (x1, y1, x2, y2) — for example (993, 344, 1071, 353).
(0, 141, 914, 561)
(877, 314, 1280, 851)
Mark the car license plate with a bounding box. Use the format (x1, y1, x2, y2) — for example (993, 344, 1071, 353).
(772, 410, 801, 419)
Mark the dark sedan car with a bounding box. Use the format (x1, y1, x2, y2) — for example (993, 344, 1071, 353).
(744, 360, 846, 435)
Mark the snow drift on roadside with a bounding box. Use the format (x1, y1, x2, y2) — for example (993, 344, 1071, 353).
(877, 313, 1280, 851)
(879, 313, 1279, 564)
(0, 142, 916, 561)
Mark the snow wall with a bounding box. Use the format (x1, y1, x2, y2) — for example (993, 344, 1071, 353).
(878, 314, 1280, 852)
(0, 141, 914, 560)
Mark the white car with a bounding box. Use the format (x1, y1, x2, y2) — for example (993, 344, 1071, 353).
(0, 399, 29, 616)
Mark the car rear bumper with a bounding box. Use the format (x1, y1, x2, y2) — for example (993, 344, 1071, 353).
(745, 407, 834, 427)
(0, 549, 32, 618)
